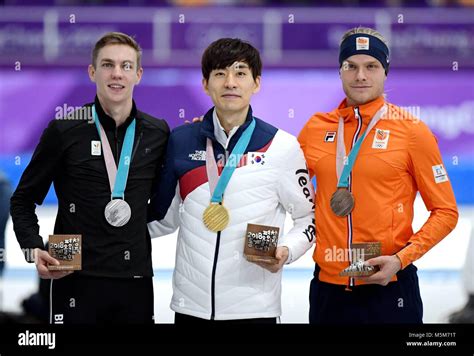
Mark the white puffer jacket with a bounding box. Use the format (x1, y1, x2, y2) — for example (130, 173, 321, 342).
(148, 113, 315, 320)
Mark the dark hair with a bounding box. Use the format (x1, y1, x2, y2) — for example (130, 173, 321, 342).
(201, 38, 262, 81)
(92, 32, 142, 69)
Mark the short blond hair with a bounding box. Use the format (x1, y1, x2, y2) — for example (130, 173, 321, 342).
(340, 27, 389, 49)
(92, 32, 142, 70)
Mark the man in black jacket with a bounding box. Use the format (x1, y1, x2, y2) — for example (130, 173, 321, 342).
(10, 32, 169, 324)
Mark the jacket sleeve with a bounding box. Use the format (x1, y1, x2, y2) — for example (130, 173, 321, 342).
(297, 119, 316, 179)
(148, 184, 181, 238)
(276, 135, 316, 263)
(146, 119, 170, 222)
(10, 120, 63, 260)
(396, 121, 459, 269)
(147, 131, 181, 238)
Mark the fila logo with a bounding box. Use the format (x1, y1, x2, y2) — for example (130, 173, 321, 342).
(91, 141, 101, 156)
(324, 131, 336, 142)
(188, 150, 206, 161)
(372, 129, 390, 149)
(356, 36, 369, 50)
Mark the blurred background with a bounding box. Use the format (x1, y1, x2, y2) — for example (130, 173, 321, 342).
(0, 0, 473, 324)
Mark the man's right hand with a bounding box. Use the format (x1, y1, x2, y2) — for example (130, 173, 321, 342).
(34, 248, 73, 279)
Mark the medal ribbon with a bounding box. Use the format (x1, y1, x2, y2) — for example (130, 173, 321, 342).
(206, 118, 256, 203)
(92, 105, 136, 199)
(336, 105, 387, 188)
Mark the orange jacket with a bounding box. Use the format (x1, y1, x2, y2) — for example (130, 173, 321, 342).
(298, 96, 458, 285)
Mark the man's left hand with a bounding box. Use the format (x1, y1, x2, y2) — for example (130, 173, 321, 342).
(184, 116, 204, 124)
(355, 255, 402, 286)
(254, 246, 289, 273)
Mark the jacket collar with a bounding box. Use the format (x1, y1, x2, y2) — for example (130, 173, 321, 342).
(212, 109, 240, 149)
(94, 96, 137, 131)
(200, 105, 254, 150)
(337, 96, 385, 124)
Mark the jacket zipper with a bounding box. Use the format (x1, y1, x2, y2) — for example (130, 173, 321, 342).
(210, 229, 221, 320)
(346, 107, 362, 290)
(114, 127, 119, 164)
(131, 131, 143, 163)
(210, 144, 226, 320)
(114, 125, 142, 165)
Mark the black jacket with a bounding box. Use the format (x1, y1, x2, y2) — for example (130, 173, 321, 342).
(10, 97, 169, 278)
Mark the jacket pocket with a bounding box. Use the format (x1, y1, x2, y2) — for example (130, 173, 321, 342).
(239, 260, 265, 290)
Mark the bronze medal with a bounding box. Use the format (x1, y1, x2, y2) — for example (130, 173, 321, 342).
(203, 203, 230, 232)
(330, 188, 355, 217)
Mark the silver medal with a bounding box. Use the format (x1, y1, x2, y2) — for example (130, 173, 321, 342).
(104, 199, 131, 227)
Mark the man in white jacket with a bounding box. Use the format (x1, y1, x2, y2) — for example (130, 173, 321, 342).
(148, 38, 315, 323)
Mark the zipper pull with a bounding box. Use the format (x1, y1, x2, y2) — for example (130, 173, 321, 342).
(345, 278, 353, 292)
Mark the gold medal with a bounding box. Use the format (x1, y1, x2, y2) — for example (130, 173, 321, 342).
(203, 203, 230, 232)
(330, 188, 355, 217)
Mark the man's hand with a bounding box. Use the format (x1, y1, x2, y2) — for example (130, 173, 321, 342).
(355, 255, 402, 286)
(34, 248, 73, 279)
(184, 116, 204, 124)
(253, 246, 289, 273)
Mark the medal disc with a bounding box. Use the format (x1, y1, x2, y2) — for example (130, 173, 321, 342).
(105, 199, 131, 227)
(330, 188, 355, 217)
(203, 203, 229, 232)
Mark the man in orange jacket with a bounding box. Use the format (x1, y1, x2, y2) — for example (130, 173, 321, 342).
(298, 27, 458, 323)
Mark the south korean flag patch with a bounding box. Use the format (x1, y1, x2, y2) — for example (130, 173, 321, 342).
(248, 152, 265, 166)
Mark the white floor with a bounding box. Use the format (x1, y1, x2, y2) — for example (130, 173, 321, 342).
(1, 197, 473, 323)
(0, 268, 467, 323)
